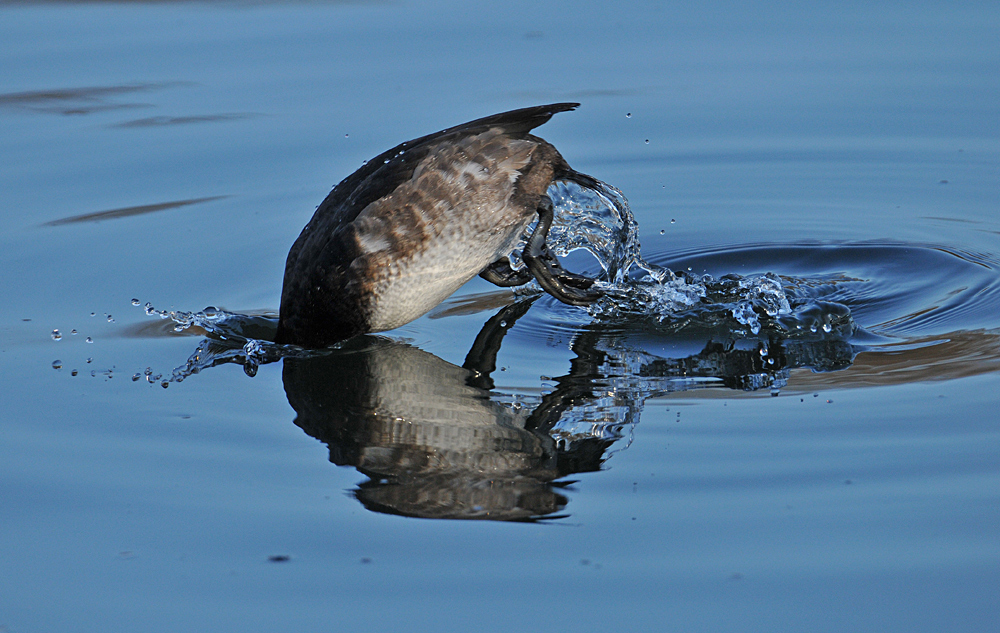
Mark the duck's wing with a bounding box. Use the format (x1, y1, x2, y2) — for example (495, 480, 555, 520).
(310, 102, 581, 229)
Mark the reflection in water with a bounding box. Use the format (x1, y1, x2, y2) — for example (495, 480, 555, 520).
(284, 338, 583, 522)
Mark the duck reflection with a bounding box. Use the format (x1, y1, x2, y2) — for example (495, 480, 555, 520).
(282, 301, 609, 521)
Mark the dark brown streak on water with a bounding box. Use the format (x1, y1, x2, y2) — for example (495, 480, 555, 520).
(0, 82, 194, 115)
(112, 113, 261, 128)
(43, 195, 229, 227)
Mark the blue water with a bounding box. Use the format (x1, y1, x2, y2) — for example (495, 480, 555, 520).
(2, 1, 999, 632)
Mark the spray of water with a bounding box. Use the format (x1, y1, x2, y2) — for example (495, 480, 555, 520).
(507, 180, 846, 337)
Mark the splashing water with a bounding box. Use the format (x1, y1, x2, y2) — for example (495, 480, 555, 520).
(506, 180, 852, 337)
(139, 302, 321, 382)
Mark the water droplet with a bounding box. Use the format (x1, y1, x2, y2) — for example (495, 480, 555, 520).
(644, 139, 649, 144)
(107, 315, 114, 323)
(344, 133, 349, 138)
(71, 329, 78, 335)
(131, 298, 140, 306)
(52, 360, 63, 370)
(161, 381, 169, 389)
(71, 369, 78, 376)
(132, 373, 141, 382)
(51, 329, 62, 341)
(86, 357, 93, 364)
(659, 229, 665, 235)
(86, 336, 93, 343)
(90, 312, 96, 317)
(499, 320, 507, 327)
(670, 219, 676, 224)
(144, 367, 152, 375)
(626, 112, 631, 118)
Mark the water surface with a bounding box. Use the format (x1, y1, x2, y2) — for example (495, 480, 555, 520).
(2, 2, 999, 632)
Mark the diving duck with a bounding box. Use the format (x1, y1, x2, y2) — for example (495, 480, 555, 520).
(276, 102, 601, 348)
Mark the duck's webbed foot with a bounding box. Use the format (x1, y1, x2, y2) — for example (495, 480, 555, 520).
(523, 195, 602, 306)
(480, 258, 533, 287)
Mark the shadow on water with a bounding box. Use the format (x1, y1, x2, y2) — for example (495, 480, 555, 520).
(125, 239, 1000, 520)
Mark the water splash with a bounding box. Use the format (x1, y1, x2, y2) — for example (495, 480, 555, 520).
(507, 180, 853, 338)
(138, 302, 326, 382)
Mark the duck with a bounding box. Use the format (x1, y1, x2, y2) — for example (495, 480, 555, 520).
(275, 102, 602, 348)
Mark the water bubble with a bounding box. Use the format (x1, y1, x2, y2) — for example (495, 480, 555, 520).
(131, 298, 140, 306)
(51, 329, 62, 341)
(86, 337, 93, 343)
(52, 360, 62, 370)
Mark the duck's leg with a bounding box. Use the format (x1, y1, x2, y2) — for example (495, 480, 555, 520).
(523, 195, 602, 306)
(479, 259, 533, 287)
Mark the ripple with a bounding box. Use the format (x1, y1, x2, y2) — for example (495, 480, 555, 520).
(651, 241, 1000, 339)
